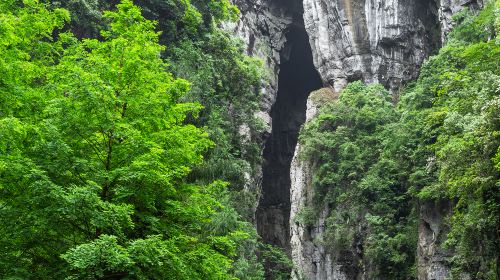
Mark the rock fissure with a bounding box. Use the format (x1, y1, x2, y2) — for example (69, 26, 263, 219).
(256, 14, 323, 277)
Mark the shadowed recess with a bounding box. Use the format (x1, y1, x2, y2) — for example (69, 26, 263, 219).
(256, 25, 322, 253)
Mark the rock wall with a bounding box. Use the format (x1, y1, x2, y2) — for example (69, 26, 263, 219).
(289, 89, 349, 280)
(303, 0, 441, 93)
(224, 0, 301, 230)
(257, 24, 323, 254)
(227, 0, 305, 116)
(417, 200, 454, 280)
(302, 0, 483, 92)
(227, 2, 324, 276)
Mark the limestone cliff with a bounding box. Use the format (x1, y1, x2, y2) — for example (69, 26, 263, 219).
(303, 0, 483, 92)
(417, 200, 454, 280)
(227, 0, 324, 257)
(303, 0, 440, 93)
(289, 89, 348, 280)
(226, 0, 484, 279)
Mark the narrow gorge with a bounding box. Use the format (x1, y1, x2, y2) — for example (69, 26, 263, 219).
(257, 20, 323, 252)
(228, 0, 487, 279)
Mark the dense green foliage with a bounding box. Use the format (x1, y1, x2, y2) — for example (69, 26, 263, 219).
(46, 0, 264, 219)
(2, 0, 497, 279)
(46, 0, 238, 41)
(300, 2, 499, 279)
(172, 31, 264, 219)
(300, 82, 417, 278)
(404, 3, 499, 277)
(0, 1, 265, 278)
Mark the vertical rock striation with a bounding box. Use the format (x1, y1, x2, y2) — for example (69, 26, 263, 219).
(224, 0, 303, 229)
(290, 89, 348, 280)
(302, 0, 441, 93)
(227, 1, 323, 277)
(417, 200, 454, 280)
(258, 25, 322, 253)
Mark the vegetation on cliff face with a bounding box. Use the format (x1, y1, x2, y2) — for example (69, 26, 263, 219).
(300, 2, 499, 279)
(300, 82, 417, 278)
(404, 3, 499, 278)
(0, 0, 266, 278)
(0, 0, 497, 279)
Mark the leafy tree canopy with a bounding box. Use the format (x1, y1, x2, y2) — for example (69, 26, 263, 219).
(0, 1, 259, 279)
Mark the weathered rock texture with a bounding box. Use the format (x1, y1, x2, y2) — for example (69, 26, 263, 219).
(417, 200, 454, 280)
(228, 0, 324, 256)
(227, 0, 484, 279)
(227, 0, 306, 115)
(257, 25, 322, 253)
(303, 0, 441, 93)
(225, 0, 303, 236)
(303, 0, 484, 92)
(289, 89, 349, 280)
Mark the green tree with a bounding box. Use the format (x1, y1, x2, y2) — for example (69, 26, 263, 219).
(400, 2, 499, 277)
(171, 30, 264, 218)
(46, 0, 265, 222)
(0, 1, 253, 278)
(45, 0, 267, 277)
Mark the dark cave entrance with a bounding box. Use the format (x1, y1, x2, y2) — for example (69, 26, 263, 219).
(256, 25, 322, 255)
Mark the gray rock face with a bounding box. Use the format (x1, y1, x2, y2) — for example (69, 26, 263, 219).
(227, 0, 304, 115)
(227, 1, 323, 271)
(418, 201, 453, 280)
(303, 0, 441, 93)
(303, 0, 483, 92)
(224, 0, 301, 234)
(290, 89, 349, 280)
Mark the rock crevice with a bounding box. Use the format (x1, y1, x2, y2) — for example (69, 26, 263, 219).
(257, 24, 322, 253)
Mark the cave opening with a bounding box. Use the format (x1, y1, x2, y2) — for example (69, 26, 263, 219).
(256, 23, 323, 259)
